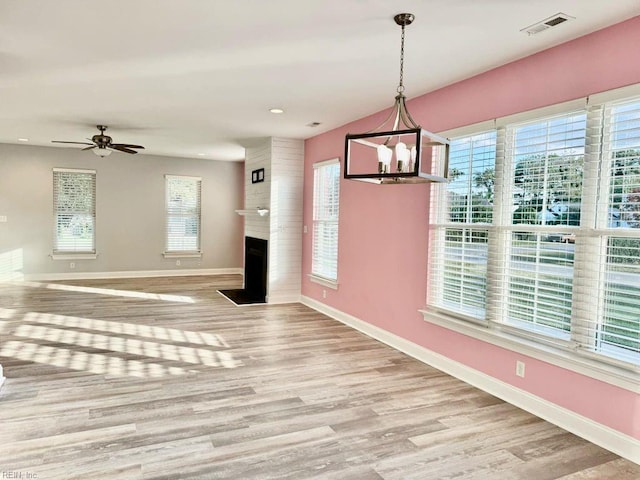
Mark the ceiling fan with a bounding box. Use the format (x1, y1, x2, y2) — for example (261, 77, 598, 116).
(52, 125, 145, 157)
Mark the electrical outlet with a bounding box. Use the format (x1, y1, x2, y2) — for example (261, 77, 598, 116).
(176, 260, 181, 266)
(69, 262, 75, 269)
(322, 289, 327, 299)
(516, 360, 525, 378)
(0, 215, 7, 223)
(303, 225, 308, 234)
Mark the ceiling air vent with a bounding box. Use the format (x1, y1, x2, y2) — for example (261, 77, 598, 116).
(521, 13, 574, 36)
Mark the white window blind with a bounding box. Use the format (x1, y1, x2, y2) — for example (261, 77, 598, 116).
(53, 168, 96, 254)
(312, 159, 340, 282)
(576, 99, 640, 365)
(504, 113, 586, 339)
(165, 175, 202, 253)
(429, 131, 496, 320)
(428, 99, 640, 369)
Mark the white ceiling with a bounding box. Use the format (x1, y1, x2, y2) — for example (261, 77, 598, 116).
(1, 1, 638, 161)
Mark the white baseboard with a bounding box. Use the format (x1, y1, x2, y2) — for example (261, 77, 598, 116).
(301, 295, 640, 466)
(267, 294, 302, 305)
(24, 268, 243, 282)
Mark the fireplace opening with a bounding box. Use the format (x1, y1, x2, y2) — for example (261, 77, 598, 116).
(244, 237, 268, 300)
(218, 236, 268, 305)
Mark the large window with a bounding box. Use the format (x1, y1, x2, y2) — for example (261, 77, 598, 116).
(505, 113, 586, 339)
(165, 175, 202, 254)
(311, 158, 340, 284)
(428, 97, 640, 370)
(583, 99, 640, 364)
(53, 168, 96, 254)
(429, 131, 496, 319)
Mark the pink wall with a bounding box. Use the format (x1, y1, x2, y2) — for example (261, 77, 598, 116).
(302, 16, 640, 439)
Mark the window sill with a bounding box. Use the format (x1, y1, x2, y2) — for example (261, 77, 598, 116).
(420, 307, 639, 393)
(308, 274, 338, 290)
(163, 252, 202, 259)
(51, 253, 97, 260)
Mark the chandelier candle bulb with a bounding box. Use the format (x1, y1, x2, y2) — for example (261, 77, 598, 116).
(395, 142, 410, 172)
(377, 144, 392, 174)
(410, 145, 417, 171)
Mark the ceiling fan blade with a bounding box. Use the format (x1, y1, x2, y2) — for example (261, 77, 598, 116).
(110, 145, 138, 154)
(52, 141, 95, 145)
(111, 143, 145, 150)
(81, 145, 96, 151)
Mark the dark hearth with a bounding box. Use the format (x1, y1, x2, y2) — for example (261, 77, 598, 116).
(218, 288, 264, 306)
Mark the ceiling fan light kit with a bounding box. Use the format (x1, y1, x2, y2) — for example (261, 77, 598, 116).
(344, 13, 450, 184)
(52, 125, 145, 156)
(94, 148, 112, 157)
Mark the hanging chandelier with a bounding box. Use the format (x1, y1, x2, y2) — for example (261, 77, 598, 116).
(344, 13, 450, 184)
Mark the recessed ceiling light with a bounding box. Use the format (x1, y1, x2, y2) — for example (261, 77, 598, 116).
(18, 138, 29, 142)
(269, 108, 285, 114)
(197, 153, 206, 156)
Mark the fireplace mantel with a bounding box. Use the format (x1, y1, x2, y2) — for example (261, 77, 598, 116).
(235, 208, 269, 217)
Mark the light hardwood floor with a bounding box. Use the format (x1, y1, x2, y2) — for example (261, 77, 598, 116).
(0, 275, 638, 479)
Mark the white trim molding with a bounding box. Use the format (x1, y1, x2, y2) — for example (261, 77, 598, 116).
(313, 157, 340, 169)
(53, 167, 96, 175)
(301, 295, 640, 466)
(421, 308, 638, 393)
(162, 252, 203, 259)
(0, 364, 5, 391)
(24, 268, 242, 282)
(266, 293, 302, 305)
(308, 274, 338, 289)
(51, 253, 98, 260)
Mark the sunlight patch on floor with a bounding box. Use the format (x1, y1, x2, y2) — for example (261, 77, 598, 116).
(13, 324, 242, 369)
(22, 311, 228, 347)
(0, 308, 17, 333)
(17, 281, 195, 303)
(0, 308, 16, 320)
(0, 340, 190, 377)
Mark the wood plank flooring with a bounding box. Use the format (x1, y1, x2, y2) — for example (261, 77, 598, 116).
(0, 275, 638, 479)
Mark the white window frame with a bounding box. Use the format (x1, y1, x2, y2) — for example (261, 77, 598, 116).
(164, 175, 202, 258)
(428, 130, 496, 323)
(309, 158, 340, 288)
(52, 168, 97, 260)
(497, 111, 588, 343)
(424, 87, 640, 391)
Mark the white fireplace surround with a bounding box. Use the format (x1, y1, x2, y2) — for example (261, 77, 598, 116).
(242, 137, 304, 304)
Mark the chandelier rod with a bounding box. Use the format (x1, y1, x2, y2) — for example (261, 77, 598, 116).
(398, 18, 406, 94)
(367, 13, 419, 135)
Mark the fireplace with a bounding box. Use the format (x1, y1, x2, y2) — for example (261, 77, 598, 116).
(218, 236, 268, 305)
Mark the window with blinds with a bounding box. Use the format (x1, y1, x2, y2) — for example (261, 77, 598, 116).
(429, 131, 496, 319)
(589, 99, 640, 365)
(427, 98, 640, 369)
(312, 159, 340, 283)
(165, 175, 202, 254)
(53, 168, 96, 254)
(506, 113, 586, 339)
